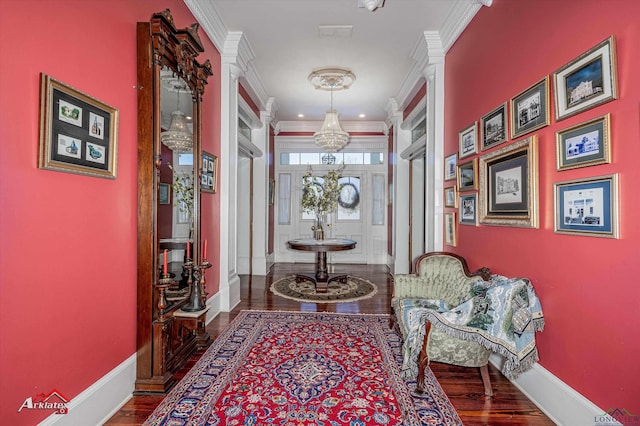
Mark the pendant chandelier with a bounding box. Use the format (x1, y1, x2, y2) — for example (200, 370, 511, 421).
(309, 67, 355, 153)
(161, 84, 192, 153)
(161, 110, 192, 153)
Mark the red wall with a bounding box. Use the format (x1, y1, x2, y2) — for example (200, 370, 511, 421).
(239, 84, 260, 118)
(404, 83, 426, 121)
(445, 0, 639, 413)
(0, 1, 221, 424)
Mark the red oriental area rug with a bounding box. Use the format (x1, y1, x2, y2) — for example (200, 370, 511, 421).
(144, 310, 462, 426)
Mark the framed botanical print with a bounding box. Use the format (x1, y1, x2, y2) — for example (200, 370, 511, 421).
(459, 122, 478, 159)
(481, 103, 507, 150)
(479, 136, 539, 228)
(556, 114, 611, 171)
(553, 36, 618, 120)
(510, 77, 550, 139)
(554, 174, 618, 238)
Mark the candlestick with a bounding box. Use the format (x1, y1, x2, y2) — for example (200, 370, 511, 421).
(163, 249, 168, 274)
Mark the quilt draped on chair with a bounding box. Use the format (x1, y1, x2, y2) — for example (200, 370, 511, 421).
(394, 275, 544, 380)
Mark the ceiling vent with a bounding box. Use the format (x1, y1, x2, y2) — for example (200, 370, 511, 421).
(317, 25, 353, 38)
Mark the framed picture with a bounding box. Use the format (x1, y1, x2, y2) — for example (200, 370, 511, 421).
(444, 186, 457, 208)
(39, 73, 119, 179)
(480, 103, 507, 150)
(459, 193, 478, 226)
(445, 212, 457, 247)
(556, 114, 611, 171)
(159, 183, 171, 204)
(479, 136, 539, 228)
(201, 151, 218, 193)
(510, 77, 550, 139)
(554, 174, 618, 238)
(553, 36, 618, 121)
(444, 153, 458, 181)
(457, 158, 478, 191)
(458, 122, 478, 159)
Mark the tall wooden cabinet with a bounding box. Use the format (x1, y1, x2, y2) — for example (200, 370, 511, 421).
(134, 10, 212, 394)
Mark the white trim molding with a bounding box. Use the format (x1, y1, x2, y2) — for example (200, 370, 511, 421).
(489, 355, 620, 426)
(185, 0, 271, 112)
(39, 354, 136, 426)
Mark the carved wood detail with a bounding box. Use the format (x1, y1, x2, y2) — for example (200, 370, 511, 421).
(135, 9, 212, 394)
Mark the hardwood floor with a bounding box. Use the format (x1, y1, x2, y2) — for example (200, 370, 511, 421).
(105, 263, 554, 425)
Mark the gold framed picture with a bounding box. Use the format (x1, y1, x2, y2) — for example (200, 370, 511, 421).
(479, 136, 539, 228)
(39, 73, 119, 179)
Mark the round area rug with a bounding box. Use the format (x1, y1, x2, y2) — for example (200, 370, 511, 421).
(270, 275, 377, 303)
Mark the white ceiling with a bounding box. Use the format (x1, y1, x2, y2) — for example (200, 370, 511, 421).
(185, 0, 488, 127)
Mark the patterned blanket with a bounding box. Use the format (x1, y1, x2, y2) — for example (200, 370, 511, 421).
(394, 275, 544, 379)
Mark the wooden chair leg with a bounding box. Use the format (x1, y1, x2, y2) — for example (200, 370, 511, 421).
(480, 364, 493, 397)
(416, 322, 431, 393)
(389, 306, 396, 330)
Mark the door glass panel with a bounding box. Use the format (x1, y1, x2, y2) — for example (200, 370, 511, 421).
(300, 153, 319, 165)
(337, 176, 360, 221)
(343, 153, 363, 164)
(278, 173, 291, 225)
(372, 174, 385, 225)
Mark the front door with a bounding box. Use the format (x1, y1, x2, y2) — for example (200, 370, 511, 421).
(276, 164, 387, 265)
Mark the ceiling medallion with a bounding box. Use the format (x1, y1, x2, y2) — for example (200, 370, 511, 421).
(308, 67, 356, 91)
(309, 67, 355, 152)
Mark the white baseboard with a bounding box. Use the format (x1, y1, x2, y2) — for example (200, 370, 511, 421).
(206, 291, 221, 324)
(37, 290, 234, 426)
(220, 274, 241, 311)
(38, 354, 136, 426)
(489, 355, 619, 426)
(237, 256, 250, 275)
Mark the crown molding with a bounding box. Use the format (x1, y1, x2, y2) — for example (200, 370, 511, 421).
(185, 0, 271, 113)
(184, 0, 227, 51)
(440, 0, 484, 53)
(394, 0, 486, 111)
(394, 30, 443, 112)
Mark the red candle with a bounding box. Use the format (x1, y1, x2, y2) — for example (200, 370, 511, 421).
(163, 249, 168, 274)
(186, 241, 191, 259)
(203, 239, 208, 259)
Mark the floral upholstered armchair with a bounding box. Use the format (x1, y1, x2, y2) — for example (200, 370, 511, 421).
(391, 252, 494, 396)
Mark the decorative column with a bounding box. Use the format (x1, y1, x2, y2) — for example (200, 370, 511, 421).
(386, 99, 411, 274)
(422, 32, 446, 252)
(249, 103, 275, 275)
(219, 31, 253, 311)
